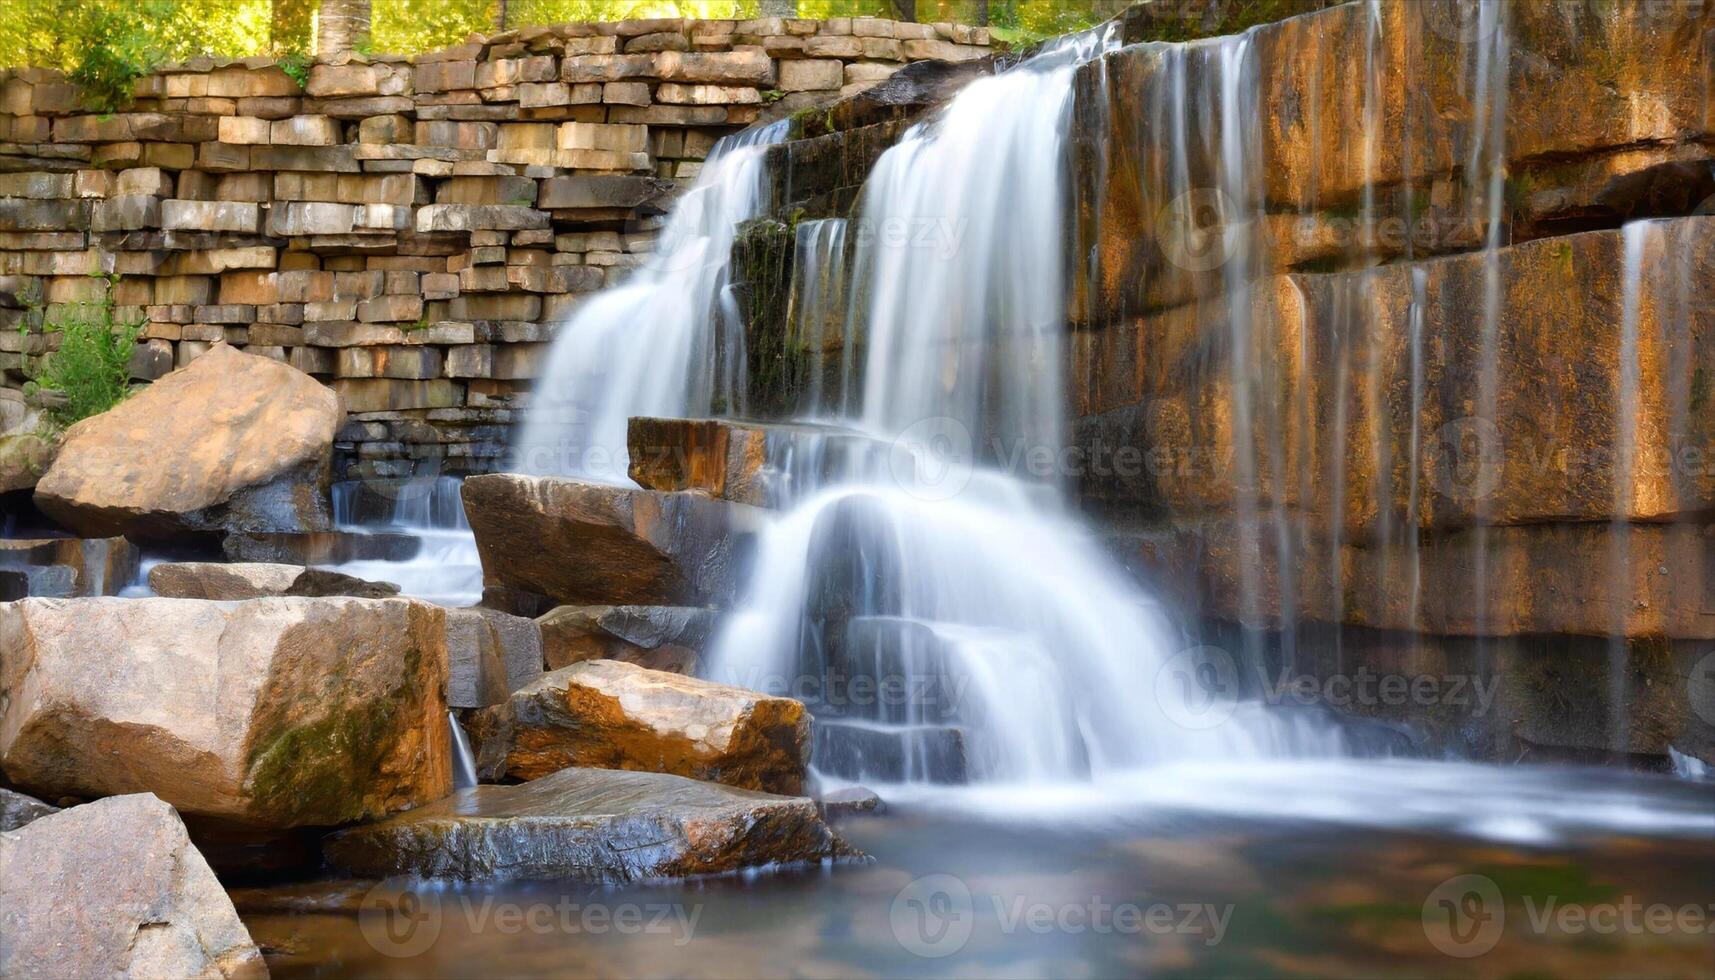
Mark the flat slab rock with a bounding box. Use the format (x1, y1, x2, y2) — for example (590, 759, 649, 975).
(323, 766, 857, 883)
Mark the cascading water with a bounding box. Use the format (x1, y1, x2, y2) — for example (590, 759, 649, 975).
(511, 121, 788, 483)
(704, 26, 1353, 787)
(328, 476, 483, 606)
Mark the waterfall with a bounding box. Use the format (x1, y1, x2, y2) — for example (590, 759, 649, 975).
(510, 121, 788, 482)
(448, 709, 478, 790)
(328, 476, 483, 606)
(703, 25, 1353, 786)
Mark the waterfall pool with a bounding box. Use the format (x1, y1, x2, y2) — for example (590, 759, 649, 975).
(238, 761, 1714, 978)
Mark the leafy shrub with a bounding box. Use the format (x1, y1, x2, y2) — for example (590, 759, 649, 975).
(22, 274, 144, 427)
(278, 51, 312, 90)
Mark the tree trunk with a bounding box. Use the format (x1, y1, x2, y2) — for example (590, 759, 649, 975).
(495, 0, 509, 32)
(973, 0, 990, 26)
(760, 0, 796, 16)
(316, 0, 371, 60)
(891, 0, 917, 22)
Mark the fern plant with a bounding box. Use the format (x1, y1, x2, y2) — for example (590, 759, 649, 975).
(23, 274, 144, 427)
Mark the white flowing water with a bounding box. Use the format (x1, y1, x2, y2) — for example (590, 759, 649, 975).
(328, 476, 483, 606)
(511, 121, 788, 483)
(448, 709, 479, 790)
(704, 26, 1355, 785)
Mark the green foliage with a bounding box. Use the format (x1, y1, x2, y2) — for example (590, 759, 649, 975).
(0, 0, 277, 105)
(0, 0, 1129, 66)
(278, 51, 312, 89)
(23, 274, 144, 427)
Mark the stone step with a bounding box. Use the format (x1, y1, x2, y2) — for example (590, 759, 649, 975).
(811, 717, 969, 785)
(0, 536, 140, 596)
(221, 530, 424, 565)
(0, 564, 76, 599)
(626, 415, 905, 507)
(323, 766, 855, 883)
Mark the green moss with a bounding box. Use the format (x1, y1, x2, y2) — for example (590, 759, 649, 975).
(1690, 366, 1709, 414)
(244, 643, 427, 826)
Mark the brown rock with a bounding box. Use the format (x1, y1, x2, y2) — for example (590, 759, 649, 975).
(538, 604, 717, 673)
(34, 344, 342, 542)
(462, 474, 760, 607)
(0, 794, 267, 979)
(149, 561, 305, 599)
(479, 659, 809, 794)
(0, 597, 450, 829)
(322, 766, 853, 882)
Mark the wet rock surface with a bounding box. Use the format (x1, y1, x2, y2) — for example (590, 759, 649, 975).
(463, 473, 761, 607)
(322, 766, 854, 883)
(0, 793, 267, 979)
(32, 344, 342, 542)
(538, 603, 717, 673)
(0, 597, 449, 829)
(475, 659, 810, 794)
(445, 606, 544, 709)
(0, 535, 139, 596)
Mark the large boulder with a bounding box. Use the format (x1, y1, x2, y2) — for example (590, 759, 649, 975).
(33, 343, 343, 542)
(462, 474, 760, 607)
(0, 536, 140, 597)
(538, 604, 718, 673)
(322, 766, 853, 882)
(0, 793, 267, 978)
(476, 659, 809, 794)
(0, 597, 450, 829)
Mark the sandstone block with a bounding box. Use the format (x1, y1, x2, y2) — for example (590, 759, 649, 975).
(0, 597, 449, 828)
(0, 794, 266, 978)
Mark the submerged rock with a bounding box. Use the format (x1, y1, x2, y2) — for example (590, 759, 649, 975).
(0, 788, 58, 831)
(0, 793, 267, 978)
(0, 597, 449, 829)
(817, 785, 884, 819)
(462, 474, 760, 607)
(33, 343, 342, 542)
(476, 659, 810, 794)
(323, 766, 854, 882)
(537, 603, 718, 673)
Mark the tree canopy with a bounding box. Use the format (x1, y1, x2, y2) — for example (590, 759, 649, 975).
(0, 0, 1121, 71)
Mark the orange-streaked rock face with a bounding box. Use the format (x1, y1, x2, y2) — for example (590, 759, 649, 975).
(32, 343, 343, 541)
(1074, 217, 1715, 535)
(478, 659, 809, 794)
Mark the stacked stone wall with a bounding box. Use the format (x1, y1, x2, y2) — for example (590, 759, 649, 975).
(0, 15, 992, 479)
